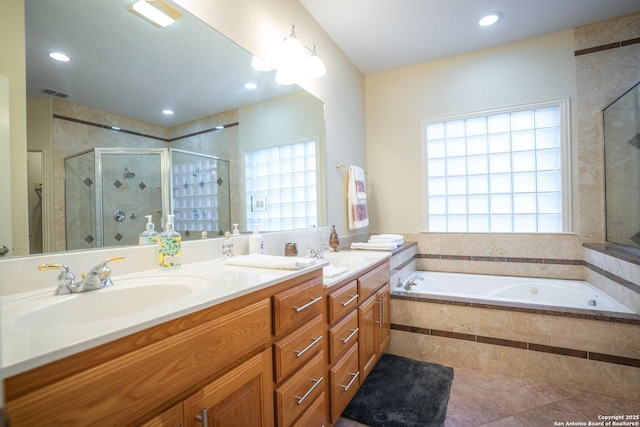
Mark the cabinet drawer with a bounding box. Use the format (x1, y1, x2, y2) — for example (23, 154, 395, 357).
(273, 315, 324, 382)
(291, 393, 325, 427)
(327, 280, 358, 323)
(358, 262, 389, 302)
(275, 352, 325, 427)
(273, 277, 323, 336)
(328, 310, 358, 364)
(329, 344, 360, 423)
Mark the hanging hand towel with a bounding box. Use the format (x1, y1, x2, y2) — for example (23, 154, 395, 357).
(348, 165, 369, 229)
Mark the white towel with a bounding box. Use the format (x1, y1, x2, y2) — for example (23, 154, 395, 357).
(351, 242, 398, 251)
(348, 165, 369, 230)
(369, 234, 404, 241)
(224, 254, 317, 270)
(323, 265, 348, 278)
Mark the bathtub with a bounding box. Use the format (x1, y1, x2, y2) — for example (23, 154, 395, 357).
(397, 271, 634, 314)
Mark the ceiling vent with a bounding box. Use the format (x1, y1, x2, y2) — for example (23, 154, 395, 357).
(41, 88, 70, 98)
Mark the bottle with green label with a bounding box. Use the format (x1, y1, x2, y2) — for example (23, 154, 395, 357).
(158, 214, 181, 269)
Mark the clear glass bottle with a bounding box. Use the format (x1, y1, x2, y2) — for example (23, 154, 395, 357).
(138, 215, 159, 245)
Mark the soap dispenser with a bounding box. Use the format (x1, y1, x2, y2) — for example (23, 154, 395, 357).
(139, 215, 159, 245)
(158, 214, 181, 268)
(249, 224, 263, 254)
(329, 225, 340, 251)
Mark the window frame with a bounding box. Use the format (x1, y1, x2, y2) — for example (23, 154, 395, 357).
(419, 98, 572, 233)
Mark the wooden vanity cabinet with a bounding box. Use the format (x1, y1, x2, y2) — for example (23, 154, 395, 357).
(272, 275, 326, 427)
(323, 259, 390, 424)
(4, 270, 322, 427)
(182, 348, 274, 427)
(358, 283, 390, 379)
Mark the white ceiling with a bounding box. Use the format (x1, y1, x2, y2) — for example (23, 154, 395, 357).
(300, 0, 640, 75)
(25, 0, 300, 127)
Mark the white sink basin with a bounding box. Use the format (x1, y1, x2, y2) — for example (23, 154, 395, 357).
(11, 276, 209, 329)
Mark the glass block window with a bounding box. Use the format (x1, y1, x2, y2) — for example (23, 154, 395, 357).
(245, 139, 318, 231)
(423, 100, 569, 233)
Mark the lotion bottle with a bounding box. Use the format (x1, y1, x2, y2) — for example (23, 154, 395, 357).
(138, 215, 159, 245)
(249, 224, 263, 254)
(158, 214, 181, 268)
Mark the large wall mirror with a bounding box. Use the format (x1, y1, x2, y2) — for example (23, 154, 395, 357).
(603, 79, 640, 255)
(24, 0, 326, 256)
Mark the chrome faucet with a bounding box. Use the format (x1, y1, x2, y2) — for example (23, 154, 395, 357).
(38, 256, 125, 295)
(403, 276, 424, 290)
(308, 244, 328, 259)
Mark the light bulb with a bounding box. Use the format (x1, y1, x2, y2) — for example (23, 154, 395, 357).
(306, 53, 326, 78)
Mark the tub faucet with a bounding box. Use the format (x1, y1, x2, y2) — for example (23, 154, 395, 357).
(38, 256, 125, 295)
(404, 276, 424, 290)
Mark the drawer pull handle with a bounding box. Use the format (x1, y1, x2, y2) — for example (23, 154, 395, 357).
(294, 296, 322, 312)
(295, 336, 323, 358)
(295, 376, 324, 405)
(341, 294, 358, 307)
(195, 408, 208, 427)
(340, 371, 360, 392)
(340, 327, 359, 344)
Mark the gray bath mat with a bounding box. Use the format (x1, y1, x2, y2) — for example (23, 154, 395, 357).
(342, 353, 454, 427)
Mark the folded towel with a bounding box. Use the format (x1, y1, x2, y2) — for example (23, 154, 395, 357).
(351, 242, 399, 251)
(224, 254, 317, 270)
(323, 265, 348, 278)
(348, 165, 369, 230)
(369, 234, 404, 241)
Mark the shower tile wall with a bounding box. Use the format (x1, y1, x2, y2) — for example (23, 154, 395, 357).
(52, 100, 238, 251)
(101, 153, 163, 247)
(64, 151, 96, 250)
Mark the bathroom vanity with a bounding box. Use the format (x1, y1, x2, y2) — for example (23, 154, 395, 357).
(2, 252, 390, 426)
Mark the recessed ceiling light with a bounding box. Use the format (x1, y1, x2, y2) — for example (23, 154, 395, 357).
(49, 52, 70, 62)
(244, 82, 257, 90)
(162, 109, 174, 115)
(479, 12, 503, 27)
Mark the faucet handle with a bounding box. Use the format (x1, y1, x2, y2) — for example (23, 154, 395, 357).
(38, 263, 75, 295)
(81, 256, 125, 279)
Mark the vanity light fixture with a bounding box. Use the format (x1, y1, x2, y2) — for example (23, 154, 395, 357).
(251, 56, 273, 71)
(49, 52, 70, 62)
(479, 11, 503, 27)
(129, 0, 181, 28)
(272, 25, 326, 85)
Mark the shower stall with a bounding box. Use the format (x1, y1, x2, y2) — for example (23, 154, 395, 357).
(64, 148, 230, 250)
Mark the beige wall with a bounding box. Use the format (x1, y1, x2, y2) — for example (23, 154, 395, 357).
(366, 30, 577, 235)
(0, 0, 29, 255)
(174, 0, 369, 241)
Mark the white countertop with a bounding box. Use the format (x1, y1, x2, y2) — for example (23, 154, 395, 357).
(1, 250, 390, 378)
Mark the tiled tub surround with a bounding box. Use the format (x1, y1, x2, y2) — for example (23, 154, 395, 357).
(388, 296, 640, 402)
(383, 236, 640, 402)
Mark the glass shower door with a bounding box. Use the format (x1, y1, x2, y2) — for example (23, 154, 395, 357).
(98, 149, 168, 248)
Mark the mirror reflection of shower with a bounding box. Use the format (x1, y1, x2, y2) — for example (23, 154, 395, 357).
(27, 151, 44, 254)
(64, 148, 231, 251)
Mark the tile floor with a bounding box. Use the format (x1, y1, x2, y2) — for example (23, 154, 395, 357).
(335, 366, 640, 427)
